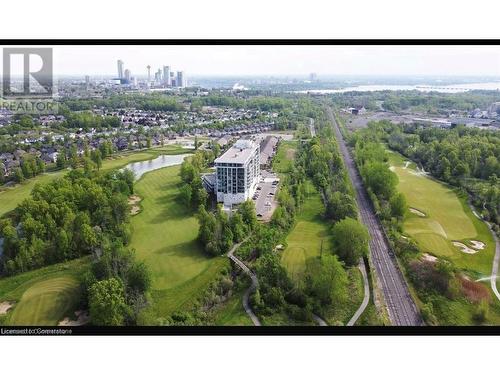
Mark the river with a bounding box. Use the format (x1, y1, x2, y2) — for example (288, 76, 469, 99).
(294, 81, 500, 94)
(123, 153, 191, 180)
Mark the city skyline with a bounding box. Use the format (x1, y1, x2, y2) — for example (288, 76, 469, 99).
(39, 45, 500, 77)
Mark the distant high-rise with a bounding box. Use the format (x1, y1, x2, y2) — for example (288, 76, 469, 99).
(117, 60, 124, 79)
(85, 75, 90, 90)
(124, 69, 131, 82)
(177, 71, 186, 88)
(157, 69, 162, 83)
(309, 72, 317, 82)
(163, 66, 171, 85)
(147, 65, 151, 82)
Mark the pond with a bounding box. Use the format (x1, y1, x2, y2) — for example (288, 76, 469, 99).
(122, 153, 191, 180)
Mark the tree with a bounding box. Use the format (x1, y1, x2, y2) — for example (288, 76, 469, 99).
(306, 254, 349, 307)
(229, 212, 246, 242)
(88, 278, 127, 325)
(390, 192, 407, 219)
(325, 191, 358, 222)
(362, 162, 397, 200)
(91, 149, 102, 170)
(146, 137, 152, 149)
(127, 261, 152, 294)
(179, 184, 192, 206)
(332, 217, 369, 266)
(13, 167, 24, 183)
(239, 200, 257, 231)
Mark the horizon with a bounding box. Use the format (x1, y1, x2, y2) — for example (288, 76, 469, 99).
(3, 45, 500, 77)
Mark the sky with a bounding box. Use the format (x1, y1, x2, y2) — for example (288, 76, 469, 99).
(3, 45, 500, 77)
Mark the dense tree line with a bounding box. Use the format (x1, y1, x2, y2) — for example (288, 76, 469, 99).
(330, 90, 500, 115)
(179, 150, 212, 210)
(248, 107, 369, 322)
(197, 201, 257, 256)
(56, 108, 121, 131)
(353, 134, 407, 223)
(0, 167, 135, 275)
(361, 120, 500, 232)
(61, 94, 184, 113)
(82, 239, 151, 326)
(351, 120, 494, 325)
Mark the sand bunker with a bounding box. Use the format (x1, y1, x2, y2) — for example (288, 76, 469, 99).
(128, 195, 141, 204)
(128, 195, 142, 215)
(470, 240, 485, 250)
(409, 207, 426, 217)
(410, 166, 429, 177)
(58, 310, 90, 326)
(422, 253, 438, 263)
(0, 301, 14, 315)
(452, 241, 477, 254)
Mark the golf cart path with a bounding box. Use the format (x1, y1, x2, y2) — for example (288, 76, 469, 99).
(468, 203, 500, 302)
(347, 259, 370, 326)
(227, 241, 261, 326)
(227, 241, 329, 326)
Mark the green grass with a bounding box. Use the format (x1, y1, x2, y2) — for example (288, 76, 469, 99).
(281, 180, 332, 280)
(0, 257, 90, 325)
(388, 152, 495, 276)
(324, 267, 364, 325)
(128, 164, 229, 323)
(0, 145, 189, 218)
(8, 276, 81, 325)
(0, 171, 65, 217)
(213, 282, 253, 326)
(272, 140, 298, 174)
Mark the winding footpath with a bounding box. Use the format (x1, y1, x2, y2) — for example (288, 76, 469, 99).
(227, 242, 261, 326)
(347, 260, 370, 326)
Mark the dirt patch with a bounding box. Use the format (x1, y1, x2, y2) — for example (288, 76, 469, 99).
(58, 310, 90, 326)
(452, 241, 477, 254)
(422, 253, 438, 263)
(128, 195, 142, 216)
(470, 240, 485, 250)
(409, 207, 426, 217)
(0, 301, 14, 315)
(286, 148, 296, 160)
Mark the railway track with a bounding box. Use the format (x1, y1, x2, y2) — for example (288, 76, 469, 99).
(327, 108, 422, 326)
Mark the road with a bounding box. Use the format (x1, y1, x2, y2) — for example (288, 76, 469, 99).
(327, 107, 423, 326)
(227, 241, 261, 326)
(347, 259, 370, 326)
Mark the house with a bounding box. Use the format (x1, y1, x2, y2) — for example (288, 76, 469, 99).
(349, 105, 367, 115)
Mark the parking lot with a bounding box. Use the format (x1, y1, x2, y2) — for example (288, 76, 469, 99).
(253, 171, 279, 221)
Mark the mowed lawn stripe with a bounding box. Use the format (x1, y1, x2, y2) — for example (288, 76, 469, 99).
(281, 181, 332, 280)
(7, 276, 81, 326)
(130, 164, 228, 319)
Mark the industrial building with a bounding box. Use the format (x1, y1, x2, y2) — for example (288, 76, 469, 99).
(214, 139, 260, 205)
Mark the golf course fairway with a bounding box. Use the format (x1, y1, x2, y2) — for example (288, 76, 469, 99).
(388, 151, 495, 276)
(129, 164, 228, 322)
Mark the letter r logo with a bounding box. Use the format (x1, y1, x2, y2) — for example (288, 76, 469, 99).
(2, 48, 53, 98)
